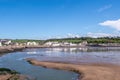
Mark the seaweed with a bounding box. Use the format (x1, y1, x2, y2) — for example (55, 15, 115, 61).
(0, 68, 19, 74)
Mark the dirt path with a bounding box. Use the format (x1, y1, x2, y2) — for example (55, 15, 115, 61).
(27, 58, 120, 80)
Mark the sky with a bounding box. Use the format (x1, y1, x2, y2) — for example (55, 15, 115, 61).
(0, 0, 120, 39)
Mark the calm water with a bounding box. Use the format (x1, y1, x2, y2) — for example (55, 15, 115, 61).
(0, 47, 120, 80)
(24, 47, 120, 65)
(0, 49, 78, 80)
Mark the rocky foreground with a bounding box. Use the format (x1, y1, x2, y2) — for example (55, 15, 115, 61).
(0, 68, 31, 80)
(0, 74, 29, 80)
(27, 58, 120, 80)
(0, 46, 25, 54)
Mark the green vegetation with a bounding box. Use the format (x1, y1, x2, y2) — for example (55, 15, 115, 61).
(0, 68, 19, 74)
(46, 38, 82, 44)
(11, 37, 120, 44)
(46, 37, 120, 44)
(0, 68, 31, 80)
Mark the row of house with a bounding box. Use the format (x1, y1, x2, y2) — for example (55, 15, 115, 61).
(0, 40, 39, 47)
(44, 41, 88, 47)
(0, 39, 88, 47)
(0, 40, 12, 46)
(14, 42, 40, 46)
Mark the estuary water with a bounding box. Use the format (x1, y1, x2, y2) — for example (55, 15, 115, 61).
(0, 49, 78, 80)
(24, 47, 120, 65)
(0, 47, 120, 80)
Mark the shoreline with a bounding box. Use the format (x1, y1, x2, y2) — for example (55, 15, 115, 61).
(0, 46, 25, 54)
(27, 58, 120, 80)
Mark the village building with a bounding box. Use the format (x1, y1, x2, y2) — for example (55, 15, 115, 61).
(61, 42, 70, 46)
(69, 43, 77, 46)
(45, 41, 78, 47)
(5, 40, 12, 45)
(0, 42, 2, 46)
(12, 42, 20, 46)
(44, 41, 53, 46)
(79, 41, 88, 46)
(44, 41, 88, 47)
(0, 40, 12, 46)
(27, 42, 38, 46)
(44, 41, 61, 47)
(51, 42, 61, 47)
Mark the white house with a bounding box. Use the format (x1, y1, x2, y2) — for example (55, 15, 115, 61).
(52, 42, 61, 47)
(0, 42, 2, 46)
(44, 41, 61, 47)
(5, 40, 12, 45)
(69, 43, 77, 46)
(62, 42, 70, 46)
(27, 42, 38, 46)
(61, 42, 77, 46)
(79, 41, 88, 46)
(15, 43, 19, 46)
(0, 40, 12, 46)
(44, 41, 53, 46)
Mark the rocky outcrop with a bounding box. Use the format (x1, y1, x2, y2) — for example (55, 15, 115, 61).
(0, 68, 31, 80)
(0, 46, 25, 54)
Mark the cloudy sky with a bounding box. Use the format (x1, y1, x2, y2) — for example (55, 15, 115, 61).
(0, 0, 120, 39)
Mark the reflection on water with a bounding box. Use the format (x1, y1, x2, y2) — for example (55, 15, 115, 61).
(27, 51, 37, 54)
(44, 47, 120, 52)
(23, 47, 120, 65)
(45, 48, 88, 53)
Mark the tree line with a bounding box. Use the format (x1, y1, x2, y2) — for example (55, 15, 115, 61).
(11, 37, 120, 44)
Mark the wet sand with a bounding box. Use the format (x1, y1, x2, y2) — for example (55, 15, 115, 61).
(27, 58, 120, 80)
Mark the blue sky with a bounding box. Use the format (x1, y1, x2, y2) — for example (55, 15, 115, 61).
(0, 0, 120, 39)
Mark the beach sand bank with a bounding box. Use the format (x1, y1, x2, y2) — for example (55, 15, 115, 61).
(27, 58, 120, 80)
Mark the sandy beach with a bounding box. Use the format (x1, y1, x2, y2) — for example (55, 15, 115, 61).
(27, 58, 120, 80)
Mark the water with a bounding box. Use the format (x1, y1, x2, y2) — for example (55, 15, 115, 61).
(0, 49, 78, 80)
(1, 47, 120, 80)
(23, 47, 120, 65)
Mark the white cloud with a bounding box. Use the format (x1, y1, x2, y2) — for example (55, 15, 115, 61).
(87, 32, 112, 38)
(47, 33, 80, 39)
(98, 4, 112, 12)
(47, 32, 120, 39)
(99, 19, 120, 31)
(67, 33, 80, 38)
